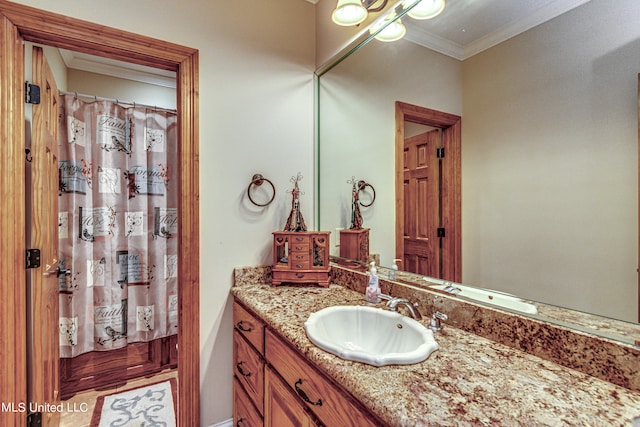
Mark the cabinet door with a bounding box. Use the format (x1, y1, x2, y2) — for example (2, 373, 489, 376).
(265, 366, 316, 427)
(266, 329, 380, 427)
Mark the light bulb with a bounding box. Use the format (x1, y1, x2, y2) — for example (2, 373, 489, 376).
(406, 0, 445, 20)
(332, 0, 368, 26)
(371, 15, 406, 42)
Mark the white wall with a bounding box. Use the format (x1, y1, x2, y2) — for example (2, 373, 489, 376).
(462, 0, 639, 321)
(13, 0, 316, 424)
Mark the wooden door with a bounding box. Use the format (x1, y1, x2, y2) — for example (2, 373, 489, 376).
(402, 129, 440, 276)
(28, 45, 60, 426)
(395, 101, 461, 282)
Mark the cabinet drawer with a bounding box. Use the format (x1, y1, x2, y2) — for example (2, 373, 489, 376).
(234, 331, 265, 414)
(234, 302, 265, 355)
(265, 329, 380, 427)
(289, 253, 311, 270)
(290, 235, 310, 245)
(234, 377, 263, 427)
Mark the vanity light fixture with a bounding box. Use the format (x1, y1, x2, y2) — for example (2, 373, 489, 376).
(370, 12, 406, 42)
(332, 0, 388, 26)
(332, 0, 445, 42)
(403, 0, 445, 20)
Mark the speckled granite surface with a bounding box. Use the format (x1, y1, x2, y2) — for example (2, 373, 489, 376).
(232, 271, 640, 426)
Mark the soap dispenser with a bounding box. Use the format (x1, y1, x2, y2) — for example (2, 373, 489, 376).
(366, 261, 381, 303)
(388, 259, 400, 281)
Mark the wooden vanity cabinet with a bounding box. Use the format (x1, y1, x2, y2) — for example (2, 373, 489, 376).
(233, 300, 385, 427)
(265, 329, 380, 427)
(234, 377, 264, 427)
(264, 366, 316, 427)
(233, 302, 266, 424)
(272, 231, 331, 287)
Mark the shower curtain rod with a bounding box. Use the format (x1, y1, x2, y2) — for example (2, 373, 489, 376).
(58, 90, 177, 113)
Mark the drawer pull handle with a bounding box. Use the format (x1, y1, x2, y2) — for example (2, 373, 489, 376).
(294, 379, 322, 406)
(295, 273, 305, 278)
(236, 362, 251, 378)
(236, 321, 252, 332)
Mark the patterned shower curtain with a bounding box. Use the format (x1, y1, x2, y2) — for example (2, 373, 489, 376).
(57, 94, 178, 358)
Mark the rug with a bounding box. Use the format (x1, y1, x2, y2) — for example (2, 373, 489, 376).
(90, 378, 177, 427)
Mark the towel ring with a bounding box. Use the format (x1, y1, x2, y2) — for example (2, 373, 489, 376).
(247, 174, 276, 207)
(357, 180, 376, 207)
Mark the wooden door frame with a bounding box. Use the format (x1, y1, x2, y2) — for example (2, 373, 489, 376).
(395, 101, 461, 282)
(0, 2, 200, 426)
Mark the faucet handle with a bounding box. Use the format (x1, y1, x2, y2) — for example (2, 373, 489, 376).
(429, 312, 448, 332)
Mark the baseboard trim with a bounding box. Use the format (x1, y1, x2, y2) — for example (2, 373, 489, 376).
(209, 418, 233, 427)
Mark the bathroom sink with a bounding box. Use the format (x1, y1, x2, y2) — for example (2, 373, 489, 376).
(303, 305, 438, 366)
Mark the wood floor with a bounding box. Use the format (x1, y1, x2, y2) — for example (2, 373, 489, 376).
(59, 369, 178, 427)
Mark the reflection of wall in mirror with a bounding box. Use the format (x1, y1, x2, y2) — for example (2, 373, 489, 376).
(319, 0, 640, 322)
(462, 0, 639, 323)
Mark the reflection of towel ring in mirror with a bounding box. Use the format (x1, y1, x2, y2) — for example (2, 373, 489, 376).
(357, 180, 376, 207)
(247, 173, 276, 207)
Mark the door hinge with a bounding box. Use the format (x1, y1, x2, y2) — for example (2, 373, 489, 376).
(26, 248, 41, 269)
(436, 147, 445, 158)
(437, 227, 445, 238)
(27, 411, 42, 427)
(25, 82, 41, 104)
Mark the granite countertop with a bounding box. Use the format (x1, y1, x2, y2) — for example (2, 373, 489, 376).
(232, 282, 640, 427)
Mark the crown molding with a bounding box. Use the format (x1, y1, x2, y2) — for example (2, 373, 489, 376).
(59, 49, 176, 88)
(462, 0, 592, 60)
(404, 21, 464, 60)
(406, 0, 592, 61)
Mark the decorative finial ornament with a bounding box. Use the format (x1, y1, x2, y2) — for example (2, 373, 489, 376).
(348, 177, 363, 229)
(284, 173, 307, 232)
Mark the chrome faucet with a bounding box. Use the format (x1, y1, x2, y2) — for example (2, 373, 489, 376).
(377, 294, 422, 320)
(429, 312, 448, 332)
(443, 282, 461, 295)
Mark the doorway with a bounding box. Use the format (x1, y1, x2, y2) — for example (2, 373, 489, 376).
(394, 101, 461, 282)
(0, 2, 199, 426)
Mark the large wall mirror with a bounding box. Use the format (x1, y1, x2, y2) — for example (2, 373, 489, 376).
(317, 0, 640, 345)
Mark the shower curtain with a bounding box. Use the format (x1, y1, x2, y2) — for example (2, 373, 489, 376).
(57, 94, 178, 358)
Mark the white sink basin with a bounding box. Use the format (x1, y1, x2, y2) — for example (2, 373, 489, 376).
(303, 305, 438, 366)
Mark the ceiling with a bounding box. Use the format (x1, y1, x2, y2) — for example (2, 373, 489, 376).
(61, 0, 591, 85)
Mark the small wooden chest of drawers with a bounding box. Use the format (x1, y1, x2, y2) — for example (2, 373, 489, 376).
(272, 231, 330, 287)
(339, 228, 369, 263)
